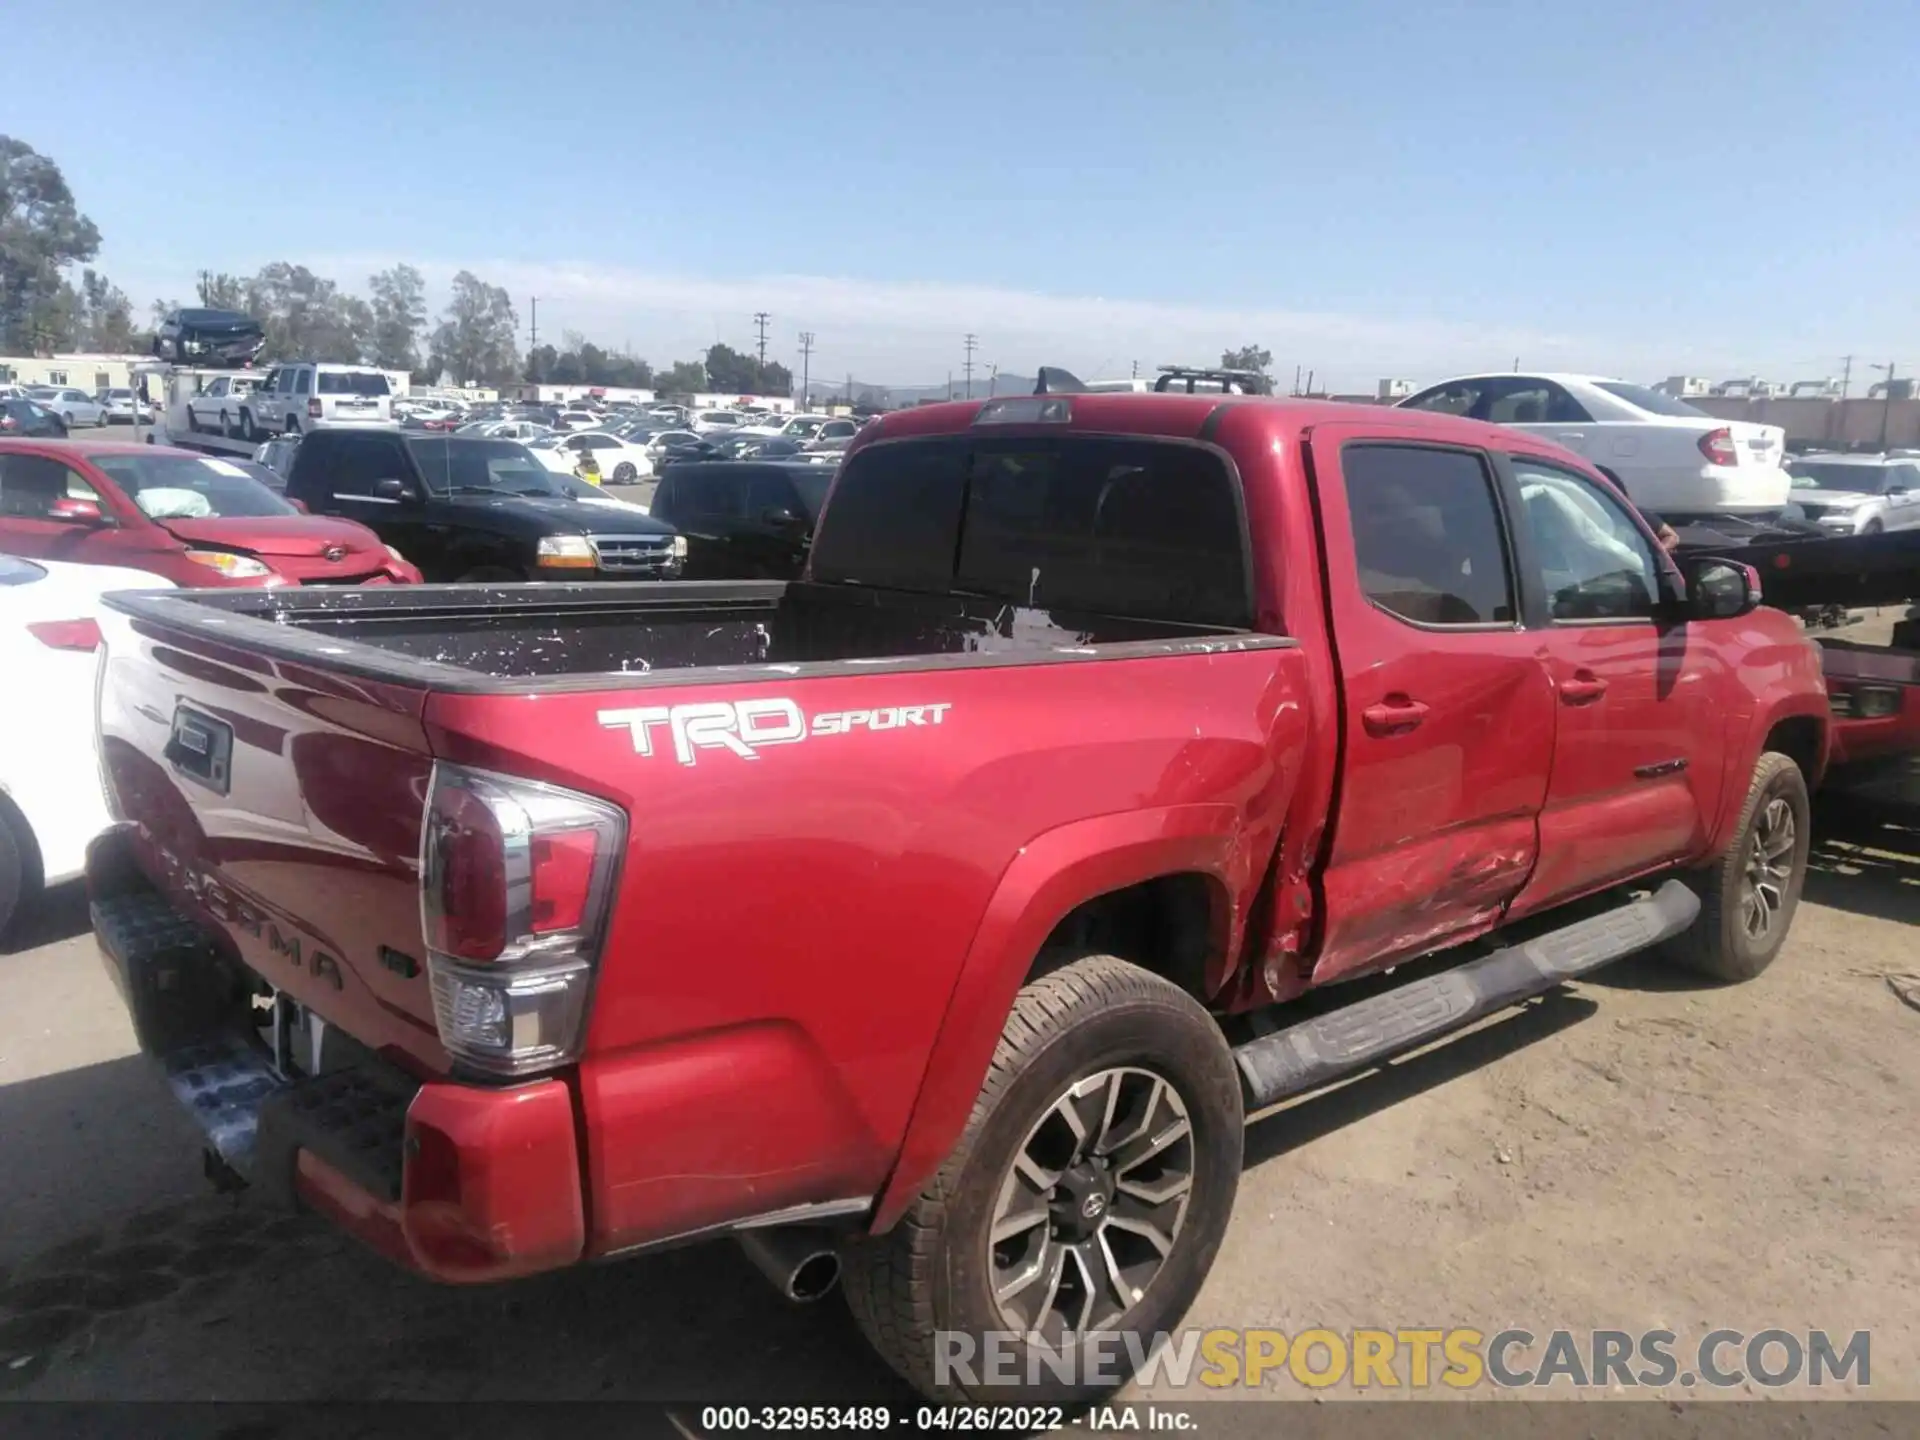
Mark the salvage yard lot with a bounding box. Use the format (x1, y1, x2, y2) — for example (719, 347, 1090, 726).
(2, 799, 1916, 1402)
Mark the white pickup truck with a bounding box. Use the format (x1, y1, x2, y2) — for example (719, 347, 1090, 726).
(238, 362, 395, 439)
(184, 373, 268, 437)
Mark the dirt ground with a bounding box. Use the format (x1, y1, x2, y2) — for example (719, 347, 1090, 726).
(1, 797, 1916, 1406)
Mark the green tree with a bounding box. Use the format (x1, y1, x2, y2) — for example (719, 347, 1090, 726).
(655, 359, 707, 396)
(428, 270, 518, 385)
(246, 262, 368, 362)
(367, 264, 427, 372)
(0, 136, 101, 354)
(1221, 344, 1272, 377)
(195, 271, 251, 310)
(76, 268, 136, 351)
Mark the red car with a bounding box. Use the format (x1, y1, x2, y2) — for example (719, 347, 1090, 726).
(0, 439, 420, 587)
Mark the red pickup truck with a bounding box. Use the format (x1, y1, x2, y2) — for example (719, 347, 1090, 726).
(89, 391, 1828, 1402)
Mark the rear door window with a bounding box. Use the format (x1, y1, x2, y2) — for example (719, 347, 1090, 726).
(1343, 445, 1516, 626)
(812, 436, 1250, 626)
(745, 471, 802, 523)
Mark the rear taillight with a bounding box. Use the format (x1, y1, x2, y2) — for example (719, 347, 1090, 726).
(27, 618, 102, 651)
(1698, 428, 1739, 467)
(419, 764, 626, 1076)
(308, 398, 323, 418)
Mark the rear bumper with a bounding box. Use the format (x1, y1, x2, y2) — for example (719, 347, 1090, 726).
(87, 829, 585, 1283)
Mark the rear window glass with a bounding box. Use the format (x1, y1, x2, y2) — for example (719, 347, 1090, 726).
(1593, 381, 1707, 419)
(318, 371, 391, 396)
(811, 437, 1250, 627)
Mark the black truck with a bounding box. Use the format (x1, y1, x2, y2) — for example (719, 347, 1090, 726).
(284, 431, 684, 582)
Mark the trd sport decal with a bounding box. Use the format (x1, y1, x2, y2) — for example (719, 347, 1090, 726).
(598, 699, 952, 765)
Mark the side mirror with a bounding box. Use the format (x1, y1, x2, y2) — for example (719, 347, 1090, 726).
(1683, 556, 1763, 620)
(1887, 484, 1909, 497)
(48, 497, 106, 525)
(762, 505, 806, 531)
(287, 498, 310, 514)
(372, 477, 418, 502)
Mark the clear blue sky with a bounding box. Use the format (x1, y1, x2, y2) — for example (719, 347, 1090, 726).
(9, 0, 1916, 387)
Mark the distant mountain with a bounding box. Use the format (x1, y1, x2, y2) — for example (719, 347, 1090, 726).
(798, 375, 1039, 407)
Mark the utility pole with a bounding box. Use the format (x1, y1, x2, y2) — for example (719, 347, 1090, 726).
(798, 331, 815, 409)
(1839, 354, 1853, 400)
(963, 333, 978, 399)
(752, 312, 771, 369)
(1872, 362, 1897, 450)
(1292, 364, 1302, 396)
(989, 363, 999, 397)
(1131, 359, 1139, 380)
(527, 297, 538, 382)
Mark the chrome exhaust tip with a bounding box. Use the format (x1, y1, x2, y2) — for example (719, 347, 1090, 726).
(737, 1227, 843, 1303)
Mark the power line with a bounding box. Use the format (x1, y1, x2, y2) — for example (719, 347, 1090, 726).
(963, 333, 978, 399)
(799, 331, 815, 408)
(752, 312, 771, 369)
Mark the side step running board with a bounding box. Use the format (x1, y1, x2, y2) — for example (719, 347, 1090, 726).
(1234, 879, 1699, 1112)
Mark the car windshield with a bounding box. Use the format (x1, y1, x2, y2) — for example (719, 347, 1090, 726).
(0, 556, 47, 586)
(404, 437, 567, 496)
(787, 418, 824, 438)
(90, 452, 298, 518)
(318, 371, 391, 396)
(1789, 462, 1885, 491)
(1593, 381, 1709, 418)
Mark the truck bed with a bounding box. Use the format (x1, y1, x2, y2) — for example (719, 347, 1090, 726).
(104, 579, 1258, 691)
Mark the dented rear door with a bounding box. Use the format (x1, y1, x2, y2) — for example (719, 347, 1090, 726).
(1306, 429, 1555, 982)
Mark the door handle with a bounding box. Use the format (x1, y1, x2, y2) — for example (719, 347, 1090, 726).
(1561, 671, 1609, 705)
(1361, 695, 1430, 736)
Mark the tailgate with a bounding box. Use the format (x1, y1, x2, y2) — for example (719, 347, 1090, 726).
(96, 607, 450, 1073)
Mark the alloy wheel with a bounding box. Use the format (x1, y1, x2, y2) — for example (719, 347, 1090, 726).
(1740, 796, 1796, 940)
(987, 1067, 1194, 1342)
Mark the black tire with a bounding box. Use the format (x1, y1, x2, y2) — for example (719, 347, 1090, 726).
(185, 408, 200, 434)
(0, 799, 39, 947)
(285, 417, 301, 436)
(1661, 751, 1811, 982)
(1863, 519, 1884, 536)
(612, 462, 637, 484)
(456, 565, 524, 583)
(240, 409, 257, 442)
(842, 953, 1242, 1404)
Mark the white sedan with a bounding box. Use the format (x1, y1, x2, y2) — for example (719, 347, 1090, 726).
(0, 556, 175, 937)
(1397, 373, 1790, 520)
(26, 387, 107, 428)
(533, 431, 657, 483)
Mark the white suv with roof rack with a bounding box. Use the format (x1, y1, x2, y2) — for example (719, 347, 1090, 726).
(238, 362, 394, 440)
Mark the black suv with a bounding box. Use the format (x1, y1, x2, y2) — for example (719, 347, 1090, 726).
(285, 432, 685, 582)
(648, 460, 834, 579)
